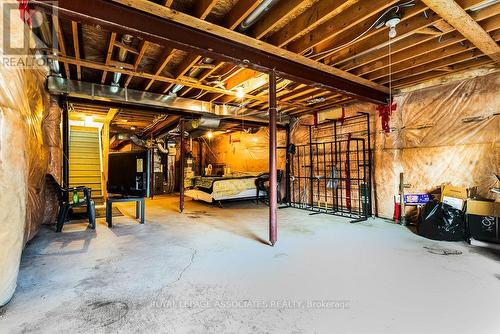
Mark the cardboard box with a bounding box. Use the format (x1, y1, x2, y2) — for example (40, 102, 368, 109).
(441, 185, 468, 201)
(467, 200, 500, 244)
(467, 200, 500, 216)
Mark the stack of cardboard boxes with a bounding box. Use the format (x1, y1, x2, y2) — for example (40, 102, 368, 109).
(440, 185, 499, 244)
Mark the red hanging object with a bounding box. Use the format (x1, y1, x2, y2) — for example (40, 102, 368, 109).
(377, 101, 396, 133)
(17, 0, 32, 26)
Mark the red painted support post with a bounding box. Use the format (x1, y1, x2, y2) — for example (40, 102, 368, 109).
(269, 71, 278, 246)
(179, 119, 185, 213)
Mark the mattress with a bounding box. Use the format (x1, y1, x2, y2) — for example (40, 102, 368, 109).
(186, 173, 265, 202)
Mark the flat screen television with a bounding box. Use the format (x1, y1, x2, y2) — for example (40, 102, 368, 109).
(107, 150, 151, 197)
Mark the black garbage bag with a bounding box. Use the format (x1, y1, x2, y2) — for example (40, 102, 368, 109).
(417, 200, 466, 241)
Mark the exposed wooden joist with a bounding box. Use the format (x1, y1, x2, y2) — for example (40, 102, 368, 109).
(71, 21, 81, 80)
(365, 21, 500, 81)
(224, 0, 265, 30)
(227, 0, 398, 105)
(50, 55, 307, 108)
(393, 56, 494, 88)
(52, 15, 71, 78)
(385, 30, 499, 83)
(420, 0, 500, 63)
(144, 48, 175, 91)
(326, 0, 496, 66)
(194, 0, 218, 20)
(162, 54, 201, 93)
(124, 40, 148, 88)
(32, 0, 389, 103)
(179, 62, 224, 97)
(396, 61, 498, 91)
(164, 0, 261, 96)
(251, 0, 318, 40)
(114, 41, 139, 55)
(336, 2, 500, 72)
(101, 32, 117, 84)
(314, 1, 428, 61)
(266, 0, 361, 48)
(287, 0, 400, 53)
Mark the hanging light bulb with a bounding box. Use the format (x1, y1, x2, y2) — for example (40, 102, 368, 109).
(388, 26, 397, 38)
(206, 131, 214, 139)
(385, 14, 401, 39)
(235, 86, 245, 99)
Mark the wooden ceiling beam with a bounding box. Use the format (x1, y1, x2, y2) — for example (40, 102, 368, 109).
(52, 15, 71, 78)
(212, 0, 388, 104)
(385, 48, 485, 84)
(194, 0, 218, 20)
(287, 0, 400, 54)
(143, 48, 175, 91)
(71, 21, 81, 80)
(327, 0, 494, 66)
(251, 0, 319, 40)
(101, 31, 117, 84)
(114, 40, 139, 55)
(336, 2, 500, 72)
(266, 0, 361, 48)
(313, 1, 426, 59)
(384, 31, 499, 83)
(49, 55, 306, 109)
(224, 0, 265, 30)
(227, 0, 397, 104)
(179, 62, 224, 97)
(162, 54, 201, 94)
(363, 20, 500, 81)
(124, 40, 148, 88)
(420, 0, 500, 63)
(160, 0, 226, 95)
(393, 56, 494, 88)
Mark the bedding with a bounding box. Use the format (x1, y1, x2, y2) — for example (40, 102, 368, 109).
(186, 172, 265, 203)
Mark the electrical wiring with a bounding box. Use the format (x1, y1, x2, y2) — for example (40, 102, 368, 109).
(308, 0, 415, 60)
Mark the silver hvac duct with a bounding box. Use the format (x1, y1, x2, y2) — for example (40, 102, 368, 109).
(238, 0, 281, 31)
(31, 11, 61, 76)
(156, 139, 170, 154)
(112, 34, 134, 86)
(47, 77, 286, 124)
(190, 117, 221, 130)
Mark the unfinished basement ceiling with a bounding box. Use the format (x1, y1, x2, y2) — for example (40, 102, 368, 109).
(34, 0, 500, 116)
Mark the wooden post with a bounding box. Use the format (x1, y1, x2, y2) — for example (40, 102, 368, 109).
(61, 98, 69, 202)
(269, 71, 278, 246)
(179, 119, 185, 213)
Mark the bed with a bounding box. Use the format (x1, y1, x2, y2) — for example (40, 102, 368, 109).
(185, 172, 266, 204)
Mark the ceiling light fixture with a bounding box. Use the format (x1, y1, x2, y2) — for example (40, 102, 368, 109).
(236, 86, 245, 99)
(206, 131, 214, 139)
(386, 14, 401, 38)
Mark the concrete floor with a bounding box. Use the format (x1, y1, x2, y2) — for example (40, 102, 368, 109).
(1, 195, 499, 334)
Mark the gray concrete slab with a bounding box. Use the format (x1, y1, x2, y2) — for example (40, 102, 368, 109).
(1, 195, 499, 333)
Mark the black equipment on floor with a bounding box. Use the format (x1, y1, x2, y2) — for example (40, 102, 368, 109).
(48, 174, 96, 232)
(287, 113, 372, 221)
(255, 170, 284, 204)
(107, 150, 152, 197)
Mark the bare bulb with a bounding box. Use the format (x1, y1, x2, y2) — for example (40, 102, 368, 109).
(236, 87, 245, 99)
(389, 27, 397, 38)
